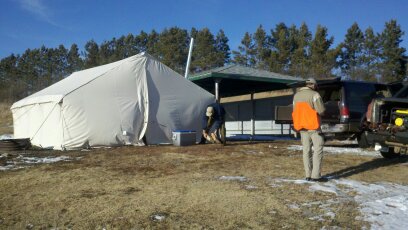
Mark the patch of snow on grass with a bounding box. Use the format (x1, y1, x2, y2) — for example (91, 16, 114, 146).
(242, 150, 264, 155)
(19, 156, 71, 164)
(0, 165, 18, 171)
(309, 183, 339, 195)
(218, 176, 247, 182)
(287, 145, 380, 157)
(274, 178, 310, 185)
(312, 179, 408, 230)
(288, 203, 300, 210)
(244, 185, 258, 190)
(0, 134, 13, 140)
(0, 155, 76, 171)
(150, 213, 167, 222)
(152, 214, 165, 221)
(272, 178, 408, 229)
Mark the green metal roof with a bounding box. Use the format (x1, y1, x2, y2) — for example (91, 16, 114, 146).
(188, 65, 302, 97)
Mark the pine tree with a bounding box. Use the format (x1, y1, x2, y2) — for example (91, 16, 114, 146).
(135, 31, 148, 53)
(0, 54, 18, 83)
(99, 39, 115, 64)
(309, 25, 337, 78)
(84, 40, 100, 68)
(67, 44, 83, 74)
(269, 23, 291, 73)
(0, 54, 20, 101)
(380, 19, 407, 82)
(53, 44, 69, 81)
(232, 32, 255, 66)
(253, 25, 270, 70)
(114, 36, 127, 60)
(123, 33, 138, 57)
(156, 27, 189, 74)
(289, 22, 311, 78)
(18, 48, 41, 94)
(339, 22, 365, 80)
(214, 29, 230, 66)
(146, 30, 159, 57)
(360, 27, 381, 81)
(190, 28, 218, 73)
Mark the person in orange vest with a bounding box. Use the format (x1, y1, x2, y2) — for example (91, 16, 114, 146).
(292, 78, 327, 182)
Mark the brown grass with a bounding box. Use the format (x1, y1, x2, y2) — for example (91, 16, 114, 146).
(0, 102, 13, 135)
(0, 141, 407, 229)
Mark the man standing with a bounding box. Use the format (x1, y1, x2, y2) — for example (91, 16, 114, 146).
(292, 78, 326, 182)
(200, 102, 226, 145)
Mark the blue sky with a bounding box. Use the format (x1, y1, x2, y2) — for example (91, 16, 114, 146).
(0, 0, 407, 59)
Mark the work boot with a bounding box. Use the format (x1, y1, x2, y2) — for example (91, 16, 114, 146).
(310, 177, 329, 182)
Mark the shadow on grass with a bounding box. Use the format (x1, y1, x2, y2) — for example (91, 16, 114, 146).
(223, 141, 262, 146)
(325, 155, 408, 179)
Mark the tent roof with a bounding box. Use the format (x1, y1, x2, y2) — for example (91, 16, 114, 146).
(187, 65, 302, 97)
(12, 53, 149, 109)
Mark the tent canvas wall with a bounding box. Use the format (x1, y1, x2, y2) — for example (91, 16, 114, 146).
(11, 53, 214, 150)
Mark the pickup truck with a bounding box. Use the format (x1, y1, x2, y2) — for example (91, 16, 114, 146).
(361, 84, 408, 158)
(275, 78, 398, 147)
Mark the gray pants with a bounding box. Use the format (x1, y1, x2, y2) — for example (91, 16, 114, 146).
(300, 130, 324, 179)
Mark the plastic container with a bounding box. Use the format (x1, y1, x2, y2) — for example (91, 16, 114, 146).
(172, 130, 196, 146)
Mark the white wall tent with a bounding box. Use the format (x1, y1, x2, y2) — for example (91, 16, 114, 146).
(11, 53, 214, 150)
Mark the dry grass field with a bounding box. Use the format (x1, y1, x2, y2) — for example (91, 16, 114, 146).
(0, 103, 13, 135)
(0, 140, 407, 229)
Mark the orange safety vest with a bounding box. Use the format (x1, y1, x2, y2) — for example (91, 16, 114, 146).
(292, 102, 320, 131)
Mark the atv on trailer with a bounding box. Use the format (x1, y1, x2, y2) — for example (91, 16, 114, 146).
(361, 83, 408, 158)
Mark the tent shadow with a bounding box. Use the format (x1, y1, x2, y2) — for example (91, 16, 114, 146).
(325, 155, 408, 179)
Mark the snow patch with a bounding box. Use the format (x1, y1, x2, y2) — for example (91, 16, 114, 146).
(334, 180, 408, 230)
(244, 185, 258, 190)
(19, 156, 71, 164)
(309, 183, 339, 195)
(0, 165, 24, 171)
(0, 155, 78, 171)
(0, 134, 13, 140)
(271, 178, 408, 229)
(218, 176, 247, 182)
(242, 150, 264, 155)
(287, 145, 380, 157)
(150, 213, 168, 222)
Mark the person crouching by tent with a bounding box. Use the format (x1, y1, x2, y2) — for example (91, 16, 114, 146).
(199, 102, 226, 145)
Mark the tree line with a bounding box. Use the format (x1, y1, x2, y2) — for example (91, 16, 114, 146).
(0, 20, 406, 103)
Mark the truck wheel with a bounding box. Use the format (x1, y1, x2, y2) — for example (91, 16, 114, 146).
(357, 133, 370, 148)
(380, 147, 400, 159)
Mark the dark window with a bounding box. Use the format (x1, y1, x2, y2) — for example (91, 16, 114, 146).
(394, 86, 408, 98)
(344, 82, 390, 112)
(318, 86, 341, 103)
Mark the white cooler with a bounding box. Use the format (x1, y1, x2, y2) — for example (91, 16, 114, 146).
(172, 130, 196, 146)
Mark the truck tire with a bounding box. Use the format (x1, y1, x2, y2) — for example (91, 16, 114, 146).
(357, 133, 370, 148)
(380, 147, 400, 159)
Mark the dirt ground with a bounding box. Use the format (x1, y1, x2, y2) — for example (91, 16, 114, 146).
(0, 140, 407, 229)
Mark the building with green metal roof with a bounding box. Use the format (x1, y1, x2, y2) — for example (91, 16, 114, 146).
(188, 64, 302, 100)
(188, 65, 302, 139)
